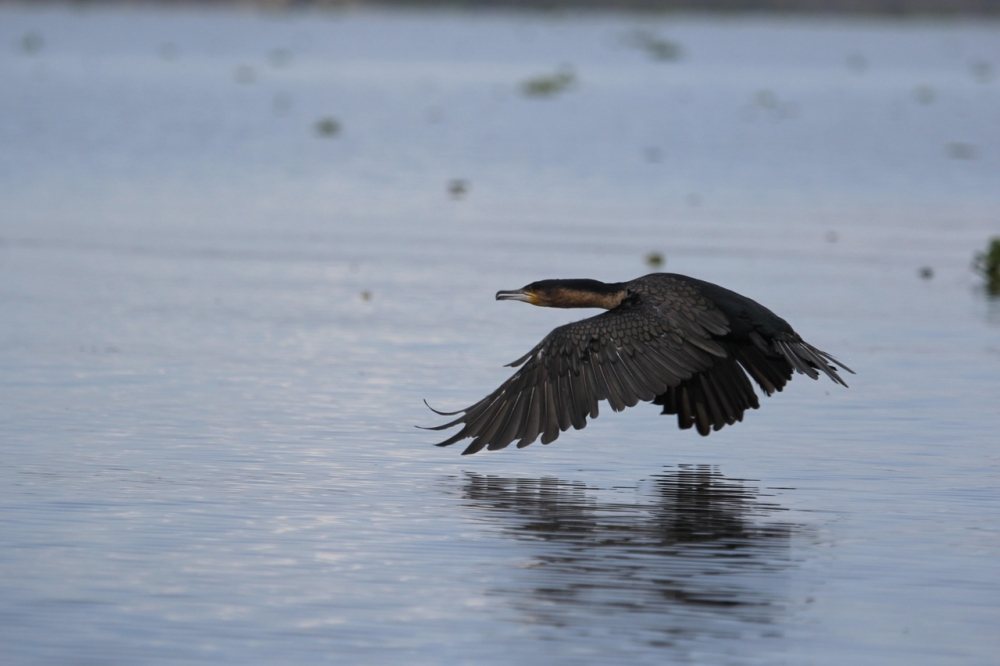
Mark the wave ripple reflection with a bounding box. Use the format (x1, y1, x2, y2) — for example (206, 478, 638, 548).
(459, 466, 809, 651)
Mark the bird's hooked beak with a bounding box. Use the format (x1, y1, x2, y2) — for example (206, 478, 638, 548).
(496, 288, 538, 304)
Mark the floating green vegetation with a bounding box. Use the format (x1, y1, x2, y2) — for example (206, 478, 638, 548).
(447, 179, 469, 200)
(629, 30, 683, 62)
(520, 67, 576, 98)
(315, 117, 341, 137)
(973, 237, 1000, 296)
(21, 31, 44, 55)
(645, 251, 665, 269)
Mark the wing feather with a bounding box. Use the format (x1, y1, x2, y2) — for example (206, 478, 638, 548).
(517, 384, 542, 449)
(540, 378, 560, 444)
(426, 274, 852, 452)
(427, 295, 726, 452)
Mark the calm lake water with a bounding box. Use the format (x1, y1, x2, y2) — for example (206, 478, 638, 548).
(2, 5, 999, 664)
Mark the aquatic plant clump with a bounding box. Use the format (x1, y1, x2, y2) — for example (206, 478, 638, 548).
(315, 117, 341, 137)
(520, 67, 576, 98)
(629, 30, 683, 62)
(973, 237, 1000, 296)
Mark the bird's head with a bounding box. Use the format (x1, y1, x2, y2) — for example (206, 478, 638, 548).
(496, 279, 625, 309)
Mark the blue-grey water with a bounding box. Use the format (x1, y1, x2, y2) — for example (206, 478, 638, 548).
(2, 5, 999, 664)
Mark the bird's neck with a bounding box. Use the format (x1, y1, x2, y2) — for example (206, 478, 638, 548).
(545, 281, 626, 309)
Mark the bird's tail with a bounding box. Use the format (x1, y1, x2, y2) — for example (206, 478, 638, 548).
(772, 336, 853, 387)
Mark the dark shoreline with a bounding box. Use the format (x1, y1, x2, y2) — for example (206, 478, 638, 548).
(4, 0, 1000, 17)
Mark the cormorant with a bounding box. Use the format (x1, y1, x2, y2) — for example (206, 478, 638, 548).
(425, 273, 852, 455)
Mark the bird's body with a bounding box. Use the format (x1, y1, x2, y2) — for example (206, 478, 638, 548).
(426, 273, 852, 455)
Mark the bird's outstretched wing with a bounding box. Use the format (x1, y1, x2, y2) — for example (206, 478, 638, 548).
(652, 331, 852, 436)
(423, 297, 733, 454)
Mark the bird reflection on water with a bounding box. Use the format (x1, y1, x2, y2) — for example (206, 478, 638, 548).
(459, 466, 809, 648)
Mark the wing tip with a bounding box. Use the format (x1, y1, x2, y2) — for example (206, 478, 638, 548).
(423, 398, 464, 416)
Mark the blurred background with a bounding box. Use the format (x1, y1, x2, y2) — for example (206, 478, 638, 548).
(19, 0, 1000, 12)
(1, 1, 999, 664)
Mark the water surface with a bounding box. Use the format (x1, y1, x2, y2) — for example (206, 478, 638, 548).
(1, 6, 999, 664)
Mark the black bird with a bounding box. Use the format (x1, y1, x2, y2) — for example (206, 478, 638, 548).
(425, 273, 852, 455)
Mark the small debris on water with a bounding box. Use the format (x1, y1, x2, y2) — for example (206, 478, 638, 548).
(628, 30, 683, 62)
(912, 85, 935, 105)
(645, 251, 665, 269)
(448, 179, 469, 200)
(754, 89, 778, 110)
(21, 32, 44, 55)
(918, 266, 934, 280)
(315, 117, 341, 137)
(970, 60, 994, 84)
(520, 66, 576, 98)
(643, 146, 662, 163)
(946, 142, 977, 160)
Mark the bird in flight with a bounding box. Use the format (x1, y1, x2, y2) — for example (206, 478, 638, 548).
(425, 273, 852, 454)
